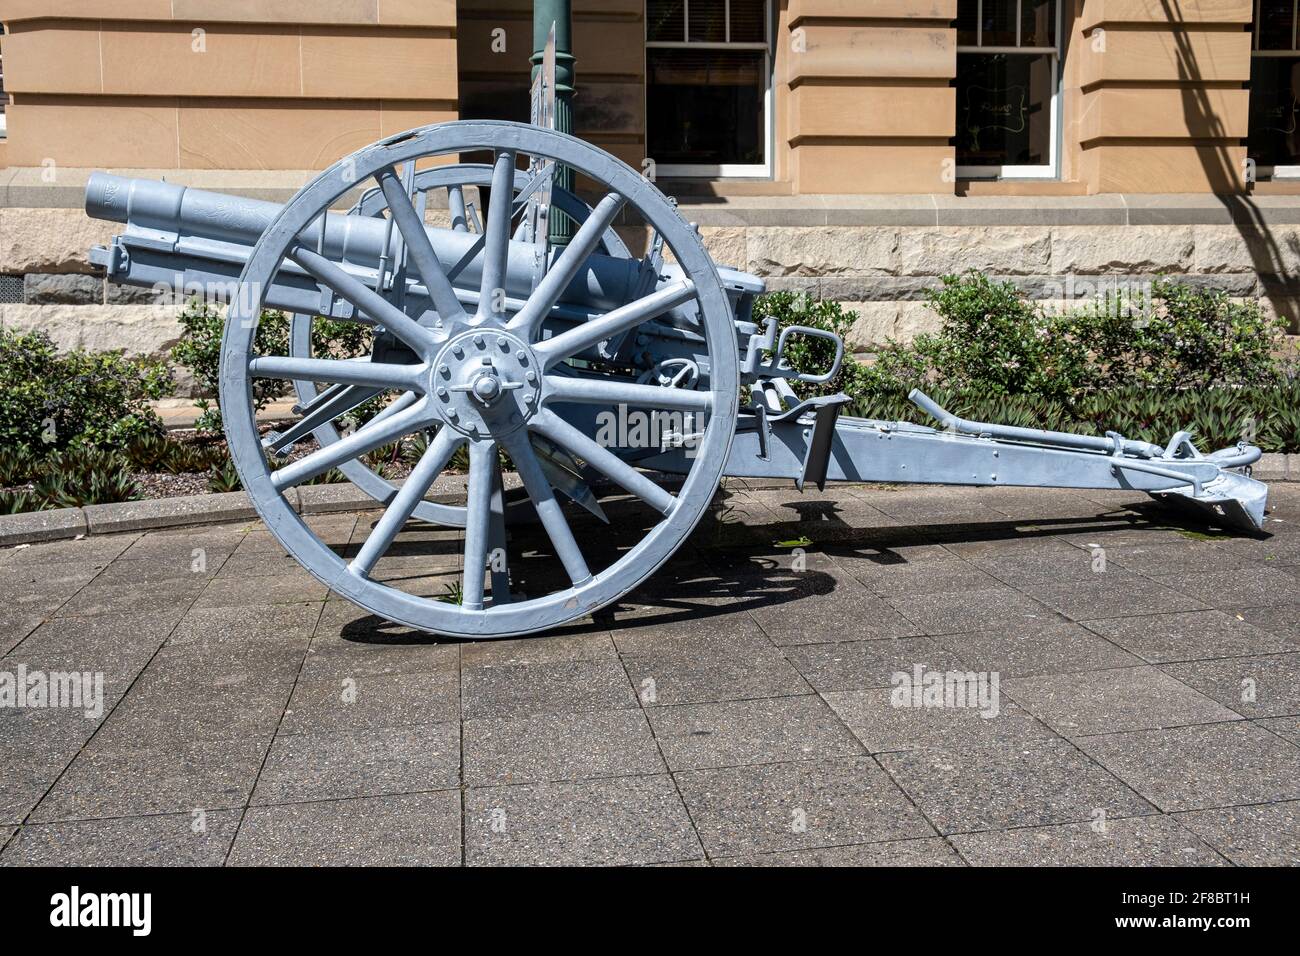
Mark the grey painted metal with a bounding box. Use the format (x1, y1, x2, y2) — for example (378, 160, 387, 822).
(282, 163, 632, 527)
(218, 120, 736, 638)
(82, 119, 1271, 639)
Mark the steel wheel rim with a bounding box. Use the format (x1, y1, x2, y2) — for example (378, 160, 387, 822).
(222, 120, 738, 638)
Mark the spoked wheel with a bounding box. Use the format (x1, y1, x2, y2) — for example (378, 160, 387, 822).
(277, 163, 633, 527)
(221, 120, 739, 638)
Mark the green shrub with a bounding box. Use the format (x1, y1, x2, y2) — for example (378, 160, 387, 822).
(1067, 280, 1287, 391)
(0, 327, 171, 455)
(170, 300, 372, 436)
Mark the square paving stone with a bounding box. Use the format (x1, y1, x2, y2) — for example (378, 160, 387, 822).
(0, 706, 104, 759)
(302, 629, 459, 681)
(841, 556, 1004, 597)
(1174, 801, 1300, 866)
(1151, 567, 1300, 609)
(281, 670, 459, 734)
(2, 566, 115, 617)
(194, 572, 328, 609)
(1, 809, 241, 866)
(750, 581, 923, 645)
(1082, 610, 1295, 664)
(93, 679, 292, 748)
(675, 757, 934, 857)
(877, 739, 1154, 835)
(622, 648, 810, 706)
(5, 609, 183, 688)
(465, 709, 664, 785)
(461, 658, 636, 719)
(1256, 715, 1300, 746)
(0, 611, 43, 656)
(1234, 604, 1300, 644)
(465, 774, 700, 866)
(609, 611, 773, 658)
(0, 752, 75, 825)
(1104, 541, 1255, 575)
(1076, 722, 1300, 812)
(960, 539, 1103, 587)
(784, 636, 971, 693)
(143, 633, 307, 688)
(825, 684, 1055, 755)
(460, 630, 617, 668)
(5, 535, 140, 569)
(886, 586, 1055, 636)
(936, 621, 1142, 678)
(167, 602, 321, 648)
(252, 722, 460, 804)
(713, 837, 964, 867)
(118, 526, 244, 567)
(1022, 573, 1207, 622)
(949, 815, 1224, 866)
(648, 696, 863, 771)
(1004, 666, 1241, 737)
(52, 573, 208, 619)
(31, 735, 271, 822)
(1161, 653, 1300, 719)
(230, 791, 461, 866)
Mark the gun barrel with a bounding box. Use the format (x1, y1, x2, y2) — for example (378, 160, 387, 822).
(84, 172, 643, 313)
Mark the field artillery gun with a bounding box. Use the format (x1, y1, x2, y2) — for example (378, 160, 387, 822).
(84, 120, 1268, 638)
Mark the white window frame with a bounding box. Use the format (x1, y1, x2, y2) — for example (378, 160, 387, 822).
(1251, 0, 1300, 179)
(646, 1, 774, 178)
(955, 0, 1063, 180)
(0, 25, 7, 138)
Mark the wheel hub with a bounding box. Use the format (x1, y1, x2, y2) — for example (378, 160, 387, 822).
(432, 327, 539, 437)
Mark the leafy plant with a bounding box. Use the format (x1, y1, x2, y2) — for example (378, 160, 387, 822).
(0, 327, 171, 454)
(170, 300, 373, 435)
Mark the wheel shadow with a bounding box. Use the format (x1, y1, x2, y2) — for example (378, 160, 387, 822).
(331, 493, 1265, 645)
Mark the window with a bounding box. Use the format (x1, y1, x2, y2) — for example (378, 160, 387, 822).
(1249, 1, 1300, 178)
(955, 1, 1062, 178)
(646, 0, 772, 177)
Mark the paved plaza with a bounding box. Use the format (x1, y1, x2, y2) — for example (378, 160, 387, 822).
(2, 481, 1299, 866)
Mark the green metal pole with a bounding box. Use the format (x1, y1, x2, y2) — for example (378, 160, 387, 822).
(531, 0, 575, 245)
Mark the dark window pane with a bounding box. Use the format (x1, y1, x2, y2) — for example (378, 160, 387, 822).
(730, 0, 767, 43)
(1258, 0, 1297, 51)
(648, 0, 686, 42)
(956, 52, 1055, 168)
(981, 0, 1019, 47)
(647, 49, 766, 166)
(688, 0, 725, 42)
(1021, 0, 1056, 48)
(1249, 56, 1300, 166)
(957, 0, 978, 45)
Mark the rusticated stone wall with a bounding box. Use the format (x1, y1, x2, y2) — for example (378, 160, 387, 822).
(2, 204, 1298, 383)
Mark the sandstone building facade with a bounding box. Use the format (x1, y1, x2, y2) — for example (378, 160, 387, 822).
(0, 0, 1297, 362)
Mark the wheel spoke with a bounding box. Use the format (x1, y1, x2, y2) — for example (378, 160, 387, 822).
(350, 426, 463, 577)
(500, 429, 591, 587)
(448, 185, 469, 232)
(249, 355, 425, 391)
(531, 409, 676, 515)
(366, 389, 420, 428)
(377, 165, 468, 324)
(270, 398, 429, 490)
(290, 246, 437, 357)
(461, 439, 497, 610)
(533, 281, 696, 369)
(507, 192, 626, 335)
(544, 375, 713, 413)
(477, 150, 517, 322)
(266, 384, 382, 454)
